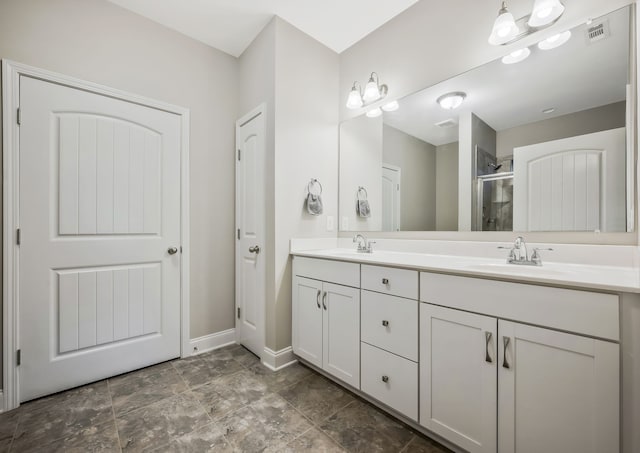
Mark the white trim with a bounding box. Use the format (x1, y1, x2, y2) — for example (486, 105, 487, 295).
(0, 391, 4, 414)
(188, 329, 236, 356)
(1, 60, 191, 411)
(262, 346, 297, 371)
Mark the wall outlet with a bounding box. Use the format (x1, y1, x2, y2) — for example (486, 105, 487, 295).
(326, 216, 334, 231)
(341, 217, 349, 230)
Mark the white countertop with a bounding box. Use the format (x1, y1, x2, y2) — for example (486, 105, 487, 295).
(291, 247, 640, 293)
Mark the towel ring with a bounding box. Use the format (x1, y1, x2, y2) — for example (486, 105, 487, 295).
(357, 186, 368, 200)
(308, 179, 323, 196)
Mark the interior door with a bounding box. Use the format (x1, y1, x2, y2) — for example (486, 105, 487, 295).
(381, 164, 400, 231)
(235, 107, 265, 357)
(513, 128, 625, 232)
(19, 75, 182, 402)
(420, 304, 497, 453)
(498, 320, 619, 453)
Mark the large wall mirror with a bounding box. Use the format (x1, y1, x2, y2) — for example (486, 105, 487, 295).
(339, 6, 634, 234)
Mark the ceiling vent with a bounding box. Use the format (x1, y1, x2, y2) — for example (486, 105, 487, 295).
(435, 118, 458, 128)
(586, 20, 610, 44)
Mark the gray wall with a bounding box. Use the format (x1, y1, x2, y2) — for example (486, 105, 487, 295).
(436, 142, 459, 231)
(496, 101, 627, 159)
(383, 124, 436, 231)
(0, 0, 239, 341)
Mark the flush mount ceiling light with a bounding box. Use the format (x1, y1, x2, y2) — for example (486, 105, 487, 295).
(488, 0, 565, 46)
(346, 72, 388, 110)
(537, 30, 572, 50)
(437, 92, 467, 110)
(381, 101, 399, 112)
(501, 47, 531, 64)
(366, 107, 383, 118)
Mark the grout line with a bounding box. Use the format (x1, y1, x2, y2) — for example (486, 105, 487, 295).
(106, 379, 124, 452)
(398, 435, 415, 453)
(7, 408, 23, 453)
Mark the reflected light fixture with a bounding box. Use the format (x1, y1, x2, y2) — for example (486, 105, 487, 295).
(437, 92, 467, 110)
(366, 107, 383, 118)
(346, 72, 388, 109)
(501, 47, 531, 64)
(381, 101, 399, 112)
(488, 0, 565, 46)
(538, 30, 571, 50)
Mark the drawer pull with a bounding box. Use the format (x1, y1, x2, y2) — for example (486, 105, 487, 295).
(485, 331, 493, 363)
(503, 336, 511, 369)
(381, 375, 389, 383)
(316, 289, 321, 309)
(382, 278, 389, 285)
(322, 291, 327, 311)
(382, 320, 389, 327)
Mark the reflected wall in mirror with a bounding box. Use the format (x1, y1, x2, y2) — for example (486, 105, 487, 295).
(339, 6, 634, 233)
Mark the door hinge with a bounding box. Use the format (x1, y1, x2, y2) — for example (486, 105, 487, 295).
(16, 349, 21, 366)
(237, 149, 241, 161)
(237, 307, 241, 319)
(16, 228, 20, 245)
(397, 184, 400, 190)
(16, 108, 20, 126)
(237, 229, 240, 240)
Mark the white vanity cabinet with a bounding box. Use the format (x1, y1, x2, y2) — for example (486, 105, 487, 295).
(292, 257, 360, 388)
(420, 272, 620, 453)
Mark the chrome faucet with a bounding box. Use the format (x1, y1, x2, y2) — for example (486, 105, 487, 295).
(353, 234, 375, 253)
(499, 236, 552, 266)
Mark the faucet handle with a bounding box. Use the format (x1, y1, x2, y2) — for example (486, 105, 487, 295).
(367, 241, 376, 253)
(531, 247, 553, 265)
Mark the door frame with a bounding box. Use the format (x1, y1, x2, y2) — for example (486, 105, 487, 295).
(234, 104, 266, 359)
(1, 60, 191, 411)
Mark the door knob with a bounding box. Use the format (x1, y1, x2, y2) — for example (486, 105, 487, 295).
(249, 245, 261, 254)
(168, 247, 178, 255)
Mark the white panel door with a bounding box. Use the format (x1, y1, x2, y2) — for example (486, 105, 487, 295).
(19, 76, 182, 402)
(323, 282, 360, 388)
(420, 304, 497, 453)
(381, 164, 400, 231)
(513, 128, 626, 232)
(498, 320, 619, 453)
(291, 277, 323, 368)
(235, 107, 265, 357)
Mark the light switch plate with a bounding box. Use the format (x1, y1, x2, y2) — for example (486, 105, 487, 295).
(326, 216, 334, 231)
(341, 217, 349, 230)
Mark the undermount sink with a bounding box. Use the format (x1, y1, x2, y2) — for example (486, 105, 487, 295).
(464, 262, 568, 277)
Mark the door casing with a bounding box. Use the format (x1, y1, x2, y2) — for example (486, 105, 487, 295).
(1, 60, 191, 411)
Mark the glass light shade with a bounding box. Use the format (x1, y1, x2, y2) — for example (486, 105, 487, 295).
(381, 101, 399, 112)
(346, 87, 363, 109)
(363, 78, 381, 102)
(488, 10, 520, 45)
(528, 0, 565, 27)
(437, 92, 466, 110)
(366, 107, 382, 118)
(537, 30, 571, 50)
(501, 47, 531, 64)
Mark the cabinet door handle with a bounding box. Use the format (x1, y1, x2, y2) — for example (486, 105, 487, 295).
(381, 375, 389, 383)
(382, 278, 389, 285)
(316, 289, 321, 309)
(485, 332, 493, 363)
(382, 320, 389, 327)
(503, 336, 511, 369)
(322, 291, 327, 310)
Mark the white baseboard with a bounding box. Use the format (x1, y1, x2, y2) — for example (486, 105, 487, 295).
(262, 346, 297, 371)
(188, 328, 236, 356)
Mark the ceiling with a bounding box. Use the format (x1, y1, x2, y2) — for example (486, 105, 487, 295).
(383, 6, 630, 146)
(107, 0, 418, 57)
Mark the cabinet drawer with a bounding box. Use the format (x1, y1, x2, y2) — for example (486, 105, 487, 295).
(362, 265, 418, 299)
(293, 257, 360, 288)
(361, 290, 418, 361)
(361, 342, 418, 421)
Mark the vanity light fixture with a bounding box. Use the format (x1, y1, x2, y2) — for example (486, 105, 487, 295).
(537, 30, 572, 50)
(381, 100, 399, 112)
(346, 72, 388, 109)
(501, 47, 531, 64)
(488, 0, 565, 46)
(366, 107, 383, 118)
(437, 92, 467, 110)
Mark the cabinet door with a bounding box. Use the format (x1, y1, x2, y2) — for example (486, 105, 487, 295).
(323, 282, 360, 388)
(420, 304, 497, 453)
(292, 276, 323, 368)
(498, 320, 619, 453)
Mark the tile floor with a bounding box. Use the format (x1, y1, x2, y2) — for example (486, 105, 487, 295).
(0, 344, 451, 452)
